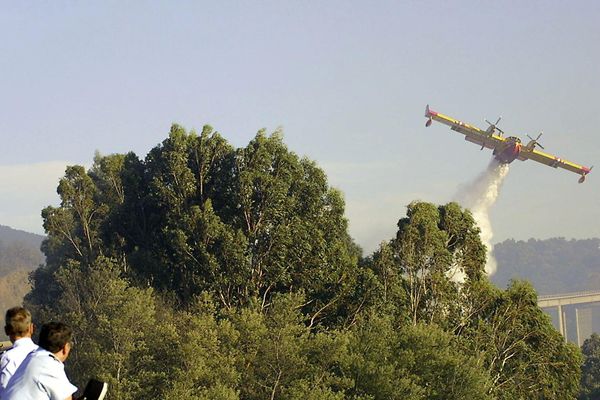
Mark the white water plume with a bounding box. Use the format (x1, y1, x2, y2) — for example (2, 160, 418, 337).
(454, 159, 509, 278)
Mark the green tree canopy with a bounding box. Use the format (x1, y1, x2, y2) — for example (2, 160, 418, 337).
(28, 125, 361, 322)
(25, 125, 584, 400)
(579, 333, 600, 400)
(367, 201, 486, 327)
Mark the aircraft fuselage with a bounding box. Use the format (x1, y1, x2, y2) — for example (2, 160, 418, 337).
(493, 136, 522, 163)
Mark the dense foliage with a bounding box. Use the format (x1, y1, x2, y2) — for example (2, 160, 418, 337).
(579, 333, 600, 400)
(25, 125, 582, 399)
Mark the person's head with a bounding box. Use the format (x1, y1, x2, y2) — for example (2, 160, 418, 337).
(4, 307, 34, 342)
(39, 322, 73, 362)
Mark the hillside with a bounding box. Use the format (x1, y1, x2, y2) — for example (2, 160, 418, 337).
(0, 269, 31, 308)
(0, 224, 45, 277)
(492, 238, 600, 295)
(0, 225, 44, 339)
(0, 225, 44, 247)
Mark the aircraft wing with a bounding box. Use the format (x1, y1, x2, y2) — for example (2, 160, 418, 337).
(425, 105, 506, 150)
(519, 147, 592, 182)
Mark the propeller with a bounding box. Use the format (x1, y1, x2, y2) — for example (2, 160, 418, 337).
(526, 132, 545, 149)
(485, 116, 504, 134)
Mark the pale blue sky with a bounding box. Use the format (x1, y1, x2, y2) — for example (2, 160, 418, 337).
(2, 1, 599, 253)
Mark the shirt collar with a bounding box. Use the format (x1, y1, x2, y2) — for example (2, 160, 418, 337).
(12, 337, 34, 348)
(34, 348, 63, 364)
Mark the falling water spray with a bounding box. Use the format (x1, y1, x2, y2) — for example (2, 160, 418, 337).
(454, 159, 510, 277)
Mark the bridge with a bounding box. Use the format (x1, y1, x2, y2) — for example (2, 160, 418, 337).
(538, 290, 600, 346)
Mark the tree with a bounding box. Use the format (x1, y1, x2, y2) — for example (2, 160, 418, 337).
(346, 312, 492, 400)
(579, 333, 600, 400)
(28, 163, 113, 315)
(42, 165, 106, 264)
(163, 295, 240, 400)
(368, 201, 582, 399)
(26, 124, 365, 399)
(36, 256, 176, 400)
(230, 293, 352, 400)
(110, 126, 361, 322)
(368, 201, 486, 327)
(461, 280, 582, 399)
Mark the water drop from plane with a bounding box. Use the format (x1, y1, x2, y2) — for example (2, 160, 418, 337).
(454, 159, 509, 279)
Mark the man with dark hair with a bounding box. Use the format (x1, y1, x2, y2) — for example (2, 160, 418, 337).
(0, 307, 38, 395)
(3, 322, 77, 400)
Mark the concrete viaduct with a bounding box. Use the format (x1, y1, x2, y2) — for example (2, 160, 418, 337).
(538, 290, 600, 346)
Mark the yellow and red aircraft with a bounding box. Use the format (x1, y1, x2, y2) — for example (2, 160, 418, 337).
(424, 105, 593, 183)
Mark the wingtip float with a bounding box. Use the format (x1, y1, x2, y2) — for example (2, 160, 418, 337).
(424, 105, 592, 183)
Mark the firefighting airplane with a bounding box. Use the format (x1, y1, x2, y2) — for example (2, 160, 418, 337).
(424, 105, 592, 183)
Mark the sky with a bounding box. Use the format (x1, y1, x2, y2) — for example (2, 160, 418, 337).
(1, 1, 599, 255)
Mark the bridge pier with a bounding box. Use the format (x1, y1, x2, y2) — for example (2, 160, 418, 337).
(575, 308, 593, 347)
(557, 304, 565, 341)
(576, 308, 581, 346)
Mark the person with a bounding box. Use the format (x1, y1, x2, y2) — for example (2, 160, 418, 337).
(3, 322, 77, 400)
(0, 307, 38, 395)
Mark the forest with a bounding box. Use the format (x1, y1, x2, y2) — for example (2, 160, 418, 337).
(493, 238, 600, 295)
(23, 125, 592, 399)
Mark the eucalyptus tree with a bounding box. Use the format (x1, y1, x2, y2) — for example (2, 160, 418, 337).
(368, 201, 487, 326)
(579, 333, 600, 400)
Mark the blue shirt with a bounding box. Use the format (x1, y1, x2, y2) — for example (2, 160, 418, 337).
(2, 349, 77, 400)
(0, 337, 38, 394)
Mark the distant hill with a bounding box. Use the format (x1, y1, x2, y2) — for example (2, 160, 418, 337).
(0, 269, 31, 308)
(492, 238, 600, 295)
(0, 225, 45, 339)
(0, 225, 45, 277)
(0, 225, 45, 247)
